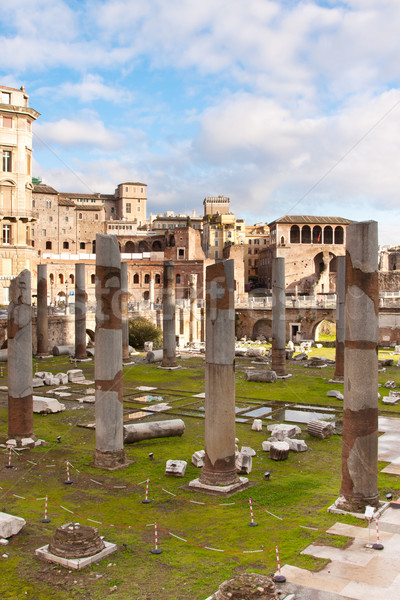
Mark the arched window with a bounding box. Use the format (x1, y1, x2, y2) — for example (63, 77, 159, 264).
(176, 274, 181, 284)
(313, 226, 322, 244)
(133, 273, 139, 284)
(91, 274, 95, 284)
(280, 236, 285, 245)
(144, 274, 150, 284)
(59, 274, 64, 284)
(92, 240, 96, 253)
(152, 240, 162, 251)
(324, 226, 333, 244)
(63, 241, 69, 249)
(334, 226, 344, 244)
(124, 241, 135, 253)
(290, 225, 300, 243)
(45, 241, 52, 250)
(49, 273, 54, 285)
(301, 225, 311, 243)
(69, 274, 74, 284)
(139, 240, 148, 252)
(155, 273, 161, 284)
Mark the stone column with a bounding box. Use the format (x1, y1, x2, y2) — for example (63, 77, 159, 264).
(189, 274, 198, 342)
(75, 263, 87, 360)
(271, 257, 286, 376)
(149, 278, 155, 309)
(36, 264, 48, 355)
(334, 256, 345, 378)
(121, 262, 130, 360)
(8, 270, 34, 444)
(200, 306, 205, 342)
(93, 234, 128, 470)
(161, 260, 177, 367)
(335, 221, 379, 512)
(192, 260, 247, 493)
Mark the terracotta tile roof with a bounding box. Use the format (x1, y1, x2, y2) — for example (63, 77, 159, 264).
(269, 215, 353, 226)
(33, 184, 58, 195)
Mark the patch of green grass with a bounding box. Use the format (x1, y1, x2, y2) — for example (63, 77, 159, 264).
(0, 352, 398, 599)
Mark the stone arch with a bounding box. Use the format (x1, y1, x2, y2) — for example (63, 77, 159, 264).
(86, 329, 95, 345)
(152, 240, 162, 251)
(335, 226, 344, 244)
(252, 318, 272, 340)
(290, 225, 300, 243)
(313, 318, 336, 342)
(312, 225, 322, 244)
(301, 225, 311, 243)
(124, 241, 135, 253)
(139, 240, 148, 252)
(324, 225, 333, 244)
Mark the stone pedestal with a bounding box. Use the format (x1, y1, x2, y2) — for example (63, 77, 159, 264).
(161, 260, 177, 367)
(8, 270, 35, 444)
(335, 221, 379, 512)
(121, 262, 130, 360)
(36, 264, 48, 355)
(75, 263, 87, 360)
(271, 257, 286, 376)
(334, 256, 345, 378)
(93, 234, 128, 470)
(190, 260, 248, 495)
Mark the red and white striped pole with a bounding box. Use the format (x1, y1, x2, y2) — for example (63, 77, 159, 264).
(142, 477, 151, 504)
(372, 518, 384, 550)
(248, 498, 258, 527)
(41, 496, 51, 523)
(64, 461, 73, 485)
(5, 447, 13, 469)
(273, 545, 286, 583)
(150, 522, 162, 555)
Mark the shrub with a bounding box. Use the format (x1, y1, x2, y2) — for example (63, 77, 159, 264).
(128, 317, 162, 350)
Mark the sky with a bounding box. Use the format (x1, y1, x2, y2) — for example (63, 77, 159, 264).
(1, 0, 400, 245)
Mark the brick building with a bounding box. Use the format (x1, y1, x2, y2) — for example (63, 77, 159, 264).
(258, 215, 353, 294)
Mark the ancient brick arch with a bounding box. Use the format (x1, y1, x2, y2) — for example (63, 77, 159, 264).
(252, 318, 272, 339)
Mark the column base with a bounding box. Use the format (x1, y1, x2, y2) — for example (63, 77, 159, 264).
(271, 348, 286, 376)
(330, 495, 383, 516)
(188, 477, 249, 496)
(158, 365, 181, 370)
(93, 449, 130, 471)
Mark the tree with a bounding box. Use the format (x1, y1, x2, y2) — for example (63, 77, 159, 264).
(128, 317, 162, 350)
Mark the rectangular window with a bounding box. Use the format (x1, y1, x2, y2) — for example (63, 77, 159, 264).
(137, 206, 140, 212)
(2, 117, 12, 128)
(26, 151, 31, 175)
(214, 250, 219, 259)
(2, 224, 11, 244)
(126, 203, 131, 213)
(46, 200, 51, 209)
(61, 229, 66, 234)
(42, 229, 46, 236)
(215, 240, 219, 247)
(2, 92, 11, 104)
(49, 216, 53, 222)
(65, 216, 68, 222)
(95, 214, 99, 220)
(125, 186, 128, 192)
(3, 150, 11, 172)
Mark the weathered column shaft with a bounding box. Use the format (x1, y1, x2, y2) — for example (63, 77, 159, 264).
(334, 256, 345, 378)
(337, 221, 379, 511)
(271, 257, 286, 375)
(94, 234, 127, 470)
(162, 261, 177, 367)
(149, 278, 155, 307)
(121, 262, 129, 360)
(36, 264, 48, 355)
(75, 263, 87, 359)
(189, 274, 197, 342)
(200, 260, 240, 486)
(8, 270, 34, 442)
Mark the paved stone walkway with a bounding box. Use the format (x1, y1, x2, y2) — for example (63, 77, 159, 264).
(278, 416, 400, 599)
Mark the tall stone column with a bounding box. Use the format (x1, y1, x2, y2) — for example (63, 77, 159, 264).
(93, 234, 128, 470)
(149, 278, 155, 309)
(335, 221, 379, 512)
(8, 270, 34, 444)
(271, 257, 286, 376)
(75, 263, 87, 360)
(189, 274, 198, 342)
(36, 264, 48, 355)
(190, 260, 247, 493)
(121, 263, 130, 361)
(161, 261, 177, 367)
(334, 256, 345, 378)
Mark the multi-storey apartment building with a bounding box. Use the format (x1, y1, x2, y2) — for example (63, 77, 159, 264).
(0, 85, 39, 302)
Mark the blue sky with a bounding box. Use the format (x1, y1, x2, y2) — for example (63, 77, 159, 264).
(1, 0, 400, 244)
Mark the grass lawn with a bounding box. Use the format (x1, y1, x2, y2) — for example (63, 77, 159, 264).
(0, 345, 399, 599)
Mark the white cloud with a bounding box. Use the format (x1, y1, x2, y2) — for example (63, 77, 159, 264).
(35, 74, 134, 104)
(34, 113, 124, 150)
